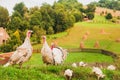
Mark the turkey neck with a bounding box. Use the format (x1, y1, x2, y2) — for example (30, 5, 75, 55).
(42, 37, 46, 44)
(27, 32, 31, 38)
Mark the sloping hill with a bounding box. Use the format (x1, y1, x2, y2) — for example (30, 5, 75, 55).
(53, 15, 120, 54)
(33, 15, 120, 54)
(95, 7, 120, 17)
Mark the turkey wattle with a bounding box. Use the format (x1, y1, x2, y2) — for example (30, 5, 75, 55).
(4, 30, 33, 68)
(41, 36, 68, 65)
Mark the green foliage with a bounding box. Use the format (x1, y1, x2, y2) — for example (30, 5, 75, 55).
(0, 6, 9, 27)
(93, 0, 120, 10)
(73, 11, 83, 22)
(105, 13, 113, 20)
(8, 17, 22, 31)
(86, 3, 96, 13)
(32, 26, 46, 43)
(47, 27, 54, 34)
(0, 30, 22, 52)
(30, 11, 42, 26)
(13, 2, 27, 16)
(87, 12, 94, 20)
(40, 4, 54, 34)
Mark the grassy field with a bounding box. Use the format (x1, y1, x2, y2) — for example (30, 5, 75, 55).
(33, 15, 120, 55)
(2, 15, 119, 80)
(0, 52, 118, 80)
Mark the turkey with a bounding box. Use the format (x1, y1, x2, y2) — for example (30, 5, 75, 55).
(41, 36, 54, 65)
(4, 30, 33, 68)
(41, 36, 68, 65)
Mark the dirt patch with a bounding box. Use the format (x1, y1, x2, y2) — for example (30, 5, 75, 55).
(0, 52, 13, 65)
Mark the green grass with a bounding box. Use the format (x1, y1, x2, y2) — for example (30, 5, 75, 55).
(0, 52, 117, 80)
(26, 15, 120, 79)
(65, 52, 114, 64)
(33, 17, 120, 54)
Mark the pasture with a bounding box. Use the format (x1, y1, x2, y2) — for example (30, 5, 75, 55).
(0, 52, 117, 80)
(1, 15, 120, 80)
(33, 21, 120, 55)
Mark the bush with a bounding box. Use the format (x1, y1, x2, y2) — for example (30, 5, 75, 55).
(105, 13, 113, 20)
(86, 12, 94, 20)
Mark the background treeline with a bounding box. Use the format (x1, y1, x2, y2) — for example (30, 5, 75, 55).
(91, 0, 120, 10)
(0, 0, 96, 52)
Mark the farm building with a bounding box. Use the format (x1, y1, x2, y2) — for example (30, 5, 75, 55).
(0, 27, 10, 45)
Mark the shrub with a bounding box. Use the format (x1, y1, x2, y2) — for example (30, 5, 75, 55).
(86, 12, 94, 20)
(105, 13, 113, 20)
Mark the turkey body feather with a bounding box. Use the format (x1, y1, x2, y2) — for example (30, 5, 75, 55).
(4, 30, 33, 68)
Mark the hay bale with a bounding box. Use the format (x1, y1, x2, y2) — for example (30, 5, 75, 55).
(80, 41, 85, 49)
(85, 31, 90, 35)
(115, 38, 120, 42)
(94, 41, 100, 48)
(82, 35, 87, 40)
(100, 29, 106, 34)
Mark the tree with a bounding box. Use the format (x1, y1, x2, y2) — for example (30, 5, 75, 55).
(0, 6, 9, 27)
(13, 2, 27, 16)
(47, 27, 54, 34)
(33, 26, 46, 43)
(87, 12, 94, 20)
(96, 0, 120, 10)
(73, 11, 83, 22)
(30, 11, 42, 26)
(8, 17, 22, 31)
(40, 3, 55, 34)
(86, 4, 96, 13)
(105, 13, 112, 20)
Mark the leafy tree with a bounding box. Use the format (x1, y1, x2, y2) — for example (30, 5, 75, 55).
(8, 17, 22, 31)
(73, 11, 83, 22)
(30, 11, 42, 26)
(11, 11, 22, 19)
(0, 6, 9, 27)
(47, 27, 54, 34)
(40, 3, 54, 34)
(32, 26, 46, 43)
(87, 12, 94, 20)
(105, 13, 112, 20)
(86, 4, 96, 13)
(13, 2, 27, 16)
(94, 0, 120, 10)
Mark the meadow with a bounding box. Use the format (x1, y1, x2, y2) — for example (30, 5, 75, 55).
(33, 15, 120, 55)
(1, 15, 120, 80)
(0, 52, 117, 80)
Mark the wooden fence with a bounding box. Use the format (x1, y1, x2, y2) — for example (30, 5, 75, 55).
(33, 48, 118, 58)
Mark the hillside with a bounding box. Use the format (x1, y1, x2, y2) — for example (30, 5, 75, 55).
(95, 7, 120, 17)
(33, 15, 120, 55)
